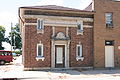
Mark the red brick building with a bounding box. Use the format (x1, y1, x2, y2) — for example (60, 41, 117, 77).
(19, 0, 120, 70)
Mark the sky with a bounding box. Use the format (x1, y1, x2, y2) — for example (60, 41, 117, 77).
(0, 0, 92, 50)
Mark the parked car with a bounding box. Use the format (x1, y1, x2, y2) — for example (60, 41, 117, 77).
(12, 53, 17, 56)
(0, 50, 13, 65)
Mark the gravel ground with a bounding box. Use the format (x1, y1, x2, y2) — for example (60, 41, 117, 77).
(0, 56, 120, 80)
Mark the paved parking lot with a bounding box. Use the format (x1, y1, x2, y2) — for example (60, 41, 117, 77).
(0, 56, 120, 80)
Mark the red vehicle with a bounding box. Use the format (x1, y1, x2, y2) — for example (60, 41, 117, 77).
(0, 50, 13, 65)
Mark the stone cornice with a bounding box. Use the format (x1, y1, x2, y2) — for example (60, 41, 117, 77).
(23, 15, 93, 22)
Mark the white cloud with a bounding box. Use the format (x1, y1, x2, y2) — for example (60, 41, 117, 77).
(78, 0, 92, 10)
(36, 0, 92, 10)
(36, 0, 64, 6)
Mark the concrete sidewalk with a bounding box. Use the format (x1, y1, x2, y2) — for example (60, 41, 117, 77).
(1, 69, 120, 80)
(1, 56, 120, 80)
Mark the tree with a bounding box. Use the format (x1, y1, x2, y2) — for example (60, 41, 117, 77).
(7, 24, 22, 50)
(0, 26, 6, 50)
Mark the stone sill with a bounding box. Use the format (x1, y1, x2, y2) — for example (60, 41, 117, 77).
(77, 30, 83, 35)
(36, 56, 45, 61)
(37, 29, 44, 34)
(76, 57, 84, 61)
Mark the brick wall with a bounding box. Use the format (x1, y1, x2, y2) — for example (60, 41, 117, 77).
(23, 25, 93, 68)
(94, 0, 120, 68)
(69, 27, 93, 67)
(55, 27, 66, 35)
(23, 25, 52, 68)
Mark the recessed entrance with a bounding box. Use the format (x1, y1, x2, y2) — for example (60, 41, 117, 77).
(55, 45, 65, 68)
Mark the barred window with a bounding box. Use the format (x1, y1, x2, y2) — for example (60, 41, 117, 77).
(105, 13, 113, 27)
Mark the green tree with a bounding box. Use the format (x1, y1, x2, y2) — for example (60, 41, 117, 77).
(7, 24, 22, 50)
(0, 26, 6, 50)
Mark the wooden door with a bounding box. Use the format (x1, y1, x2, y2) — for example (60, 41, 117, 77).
(55, 45, 65, 68)
(105, 46, 114, 68)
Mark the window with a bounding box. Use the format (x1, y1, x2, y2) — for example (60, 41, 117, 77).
(105, 13, 113, 27)
(37, 19, 44, 30)
(76, 45, 82, 57)
(77, 21, 83, 35)
(37, 44, 43, 57)
(77, 24, 83, 32)
(105, 40, 114, 46)
(78, 24, 82, 30)
(76, 44, 84, 61)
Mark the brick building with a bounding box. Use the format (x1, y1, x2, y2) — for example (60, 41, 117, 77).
(19, 0, 120, 70)
(93, 0, 120, 68)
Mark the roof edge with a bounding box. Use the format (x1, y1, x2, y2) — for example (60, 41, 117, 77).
(19, 5, 94, 13)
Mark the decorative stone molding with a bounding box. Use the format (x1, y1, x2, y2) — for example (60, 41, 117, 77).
(23, 15, 93, 22)
(52, 26, 55, 37)
(52, 32, 70, 40)
(56, 32, 66, 39)
(36, 57, 45, 61)
(23, 15, 93, 27)
(24, 23, 93, 28)
(76, 57, 84, 61)
(23, 15, 93, 28)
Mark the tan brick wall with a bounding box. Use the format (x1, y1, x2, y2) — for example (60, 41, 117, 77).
(94, 0, 120, 68)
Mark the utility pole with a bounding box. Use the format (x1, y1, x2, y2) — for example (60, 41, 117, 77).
(14, 35, 15, 51)
(11, 23, 12, 52)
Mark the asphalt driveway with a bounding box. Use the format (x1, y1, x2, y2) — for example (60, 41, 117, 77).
(0, 56, 120, 80)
